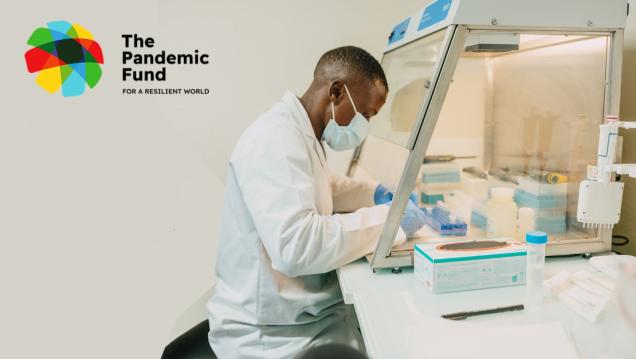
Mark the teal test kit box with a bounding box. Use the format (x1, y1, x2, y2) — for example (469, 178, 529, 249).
(414, 240, 527, 293)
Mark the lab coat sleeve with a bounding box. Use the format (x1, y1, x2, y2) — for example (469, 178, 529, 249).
(330, 173, 378, 213)
(234, 125, 405, 278)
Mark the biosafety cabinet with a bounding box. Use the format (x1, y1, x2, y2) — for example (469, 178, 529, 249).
(347, 0, 630, 270)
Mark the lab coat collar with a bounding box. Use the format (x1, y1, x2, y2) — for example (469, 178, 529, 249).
(281, 91, 327, 168)
(282, 91, 318, 140)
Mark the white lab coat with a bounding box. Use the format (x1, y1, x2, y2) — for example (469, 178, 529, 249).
(207, 91, 405, 359)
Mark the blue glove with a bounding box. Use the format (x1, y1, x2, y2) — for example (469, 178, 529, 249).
(409, 191, 419, 205)
(385, 200, 427, 236)
(374, 184, 419, 206)
(374, 183, 393, 205)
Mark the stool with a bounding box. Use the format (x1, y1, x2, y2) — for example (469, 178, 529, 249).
(161, 320, 216, 359)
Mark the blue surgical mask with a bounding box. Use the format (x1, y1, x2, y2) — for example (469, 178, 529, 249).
(321, 84, 370, 151)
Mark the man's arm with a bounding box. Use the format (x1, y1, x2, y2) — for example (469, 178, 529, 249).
(234, 125, 403, 277)
(330, 173, 378, 213)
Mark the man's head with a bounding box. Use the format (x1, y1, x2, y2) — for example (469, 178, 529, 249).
(301, 46, 388, 140)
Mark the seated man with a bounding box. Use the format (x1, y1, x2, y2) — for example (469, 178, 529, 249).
(207, 46, 425, 359)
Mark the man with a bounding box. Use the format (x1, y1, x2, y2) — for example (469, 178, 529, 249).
(207, 46, 425, 358)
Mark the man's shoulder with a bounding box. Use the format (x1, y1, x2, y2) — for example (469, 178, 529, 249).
(231, 100, 306, 161)
(246, 101, 294, 135)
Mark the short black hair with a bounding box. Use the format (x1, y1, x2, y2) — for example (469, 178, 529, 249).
(314, 46, 388, 91)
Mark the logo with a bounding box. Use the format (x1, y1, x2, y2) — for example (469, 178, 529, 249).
(24, 21, 104, 97)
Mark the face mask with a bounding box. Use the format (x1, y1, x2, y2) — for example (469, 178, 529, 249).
(321, 84, 370, 151)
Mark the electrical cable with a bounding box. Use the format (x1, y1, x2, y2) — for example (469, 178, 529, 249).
(613, 235, 630, 247)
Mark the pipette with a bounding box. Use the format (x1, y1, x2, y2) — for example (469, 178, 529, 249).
(462, 166, 488, 179)
(528, 170, 568, 184)
(489, 168, 519, 185)
(423, 155, 476, 163)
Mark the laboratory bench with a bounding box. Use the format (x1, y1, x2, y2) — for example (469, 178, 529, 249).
(337, 253, 619, 359)
(335, 1, 632, 357)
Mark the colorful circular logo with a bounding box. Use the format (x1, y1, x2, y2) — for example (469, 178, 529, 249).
(24, 21, 104, 97)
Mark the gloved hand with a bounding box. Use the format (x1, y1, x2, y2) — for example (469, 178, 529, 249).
(409, 191, 418, 205)
(373, 183, 393, 205)
(374, 183, 418, 206)
(385, 200, 427, 236)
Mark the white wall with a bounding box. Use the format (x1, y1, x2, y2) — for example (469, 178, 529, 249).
(0, 1, 424, 358)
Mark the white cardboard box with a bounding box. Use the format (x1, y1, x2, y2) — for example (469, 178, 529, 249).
(414, 241, 527, 294)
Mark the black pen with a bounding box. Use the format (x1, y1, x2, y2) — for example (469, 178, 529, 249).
(441, 304, 525, 320)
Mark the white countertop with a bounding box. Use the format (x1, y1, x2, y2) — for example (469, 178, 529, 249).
(337, 254, 619, 359)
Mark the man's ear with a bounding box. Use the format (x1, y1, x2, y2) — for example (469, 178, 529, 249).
(328, 80, 346, 105)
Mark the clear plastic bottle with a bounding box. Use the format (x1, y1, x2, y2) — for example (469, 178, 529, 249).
(486, 187, 518, 238)
(526, 231, 548, 292)
(517, 207, 535, 242)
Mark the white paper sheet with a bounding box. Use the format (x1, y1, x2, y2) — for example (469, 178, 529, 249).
(410, 319, 579, 359)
